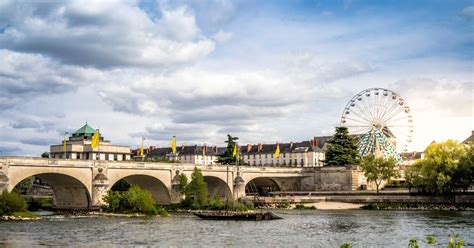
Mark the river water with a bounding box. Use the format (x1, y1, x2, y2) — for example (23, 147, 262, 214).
(0, 210, 472, 247)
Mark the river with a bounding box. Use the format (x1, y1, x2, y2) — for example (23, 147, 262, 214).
(0, 210, 472, 247)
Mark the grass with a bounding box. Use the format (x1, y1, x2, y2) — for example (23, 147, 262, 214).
(11, 211, 40, 218)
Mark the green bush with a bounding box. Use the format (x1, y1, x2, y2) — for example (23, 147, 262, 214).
(276, 203, 290, 209)
(102, 185, 168, 216)
(295, 204, 316, 210)
(0, 190, 27, 216)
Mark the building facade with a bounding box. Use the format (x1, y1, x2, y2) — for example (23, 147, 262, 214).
(144, 145, 221, 165)
(50, 123, 132, 161)
(239, 138, 326, 167)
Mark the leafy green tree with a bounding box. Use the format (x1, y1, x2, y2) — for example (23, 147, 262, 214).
(413, 140, 467, 194)
(186, 167, 208, 208)
(325, 127, 360, 166)
(217, 134, 245, 165)
(425, 235, 436, 245)
(102, 185, 164, 216)
(453, 144, 474, 192)
(41, 152, 49, 158)
(360, 155, 398, 193)
(0, 190, 27, 216)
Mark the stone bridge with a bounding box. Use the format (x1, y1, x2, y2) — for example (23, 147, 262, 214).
(0, 157, 315, 209)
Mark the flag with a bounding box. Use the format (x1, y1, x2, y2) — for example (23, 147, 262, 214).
(273, 143, 280, 158)
(232, 144, 238, 158)
(63, 135, 67, 154)
(170, 136, 177, 154)
(140, 137, 145, 156)
(91, 129, 100, 148)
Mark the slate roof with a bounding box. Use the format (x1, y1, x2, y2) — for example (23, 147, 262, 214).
(462, 131, 474, 144)
(146, 145, 220, 157)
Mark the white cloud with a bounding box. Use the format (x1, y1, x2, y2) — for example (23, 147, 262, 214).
(0, 1, 215, 68)
(461, 5, 474, 21)
(213, 30, 233, 43)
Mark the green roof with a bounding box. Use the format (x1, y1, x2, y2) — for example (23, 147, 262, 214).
(73, 123, 96, 137)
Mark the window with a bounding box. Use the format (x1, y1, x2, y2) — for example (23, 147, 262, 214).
(114, 154, 118, 161)
(253, 154, 256, 159)
(294, 159, 297, 166)
(259, 154, 261, 159)
(85, 153, 90, 160)
(76, 153, 80, 159)
(105, 154, 109, 160)
(247, 155, 250, 159)
(253, 161, 256, 166)
(283, 153, 286, 158)
(265, 154, 267, 159)
(301, 159, 304, 166)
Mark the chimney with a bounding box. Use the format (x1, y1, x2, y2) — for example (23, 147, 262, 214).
(258, 143, 263, 152)
(289, 142, 294, 149)
(314, 138, 318, 148)
(247, 144, 252, 152)
(213, 146, 218, 153)
(181, 144, 185, 152)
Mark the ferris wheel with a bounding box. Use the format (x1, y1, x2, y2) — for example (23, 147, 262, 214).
(340, 88, 413, 162)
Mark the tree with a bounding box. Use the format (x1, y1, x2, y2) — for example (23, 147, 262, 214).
(360, 155, 398, 193)
(0, 190, 27, 216)
(178, 173, 188, 195)
(413, 140, 467, 194)
(454, 144, 474, 192)
(324, 127, 360, 166)
(186, 167, 208, 208)
(41, 152, 49, 158)
(217, 134, 245, 165)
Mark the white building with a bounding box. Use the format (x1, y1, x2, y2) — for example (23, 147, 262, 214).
(50, 123, 132, 161)
(239, 138, 326, 167)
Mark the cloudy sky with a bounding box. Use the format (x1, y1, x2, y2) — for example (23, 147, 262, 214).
(0, 0, 472, 156)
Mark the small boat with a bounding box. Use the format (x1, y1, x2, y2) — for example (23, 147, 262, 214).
(193, 211, 282, 221)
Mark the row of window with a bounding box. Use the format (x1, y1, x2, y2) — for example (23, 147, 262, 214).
(244, 153, 320, 159)
(52, 152, 128, 161)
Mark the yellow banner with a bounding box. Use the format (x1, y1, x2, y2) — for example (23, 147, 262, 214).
(274, 143, 280, 158)
(91, 130, 100, 148)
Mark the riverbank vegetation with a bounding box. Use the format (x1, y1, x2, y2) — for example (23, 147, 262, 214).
(102, 185, 168, 217)
(0, 190, 40, 219)
(405, 141, 473, 195)
(294, 204, 317, 210)
(178, 167, 253, 211)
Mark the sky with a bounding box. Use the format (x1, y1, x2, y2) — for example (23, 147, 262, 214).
(0, 0, 473, 156)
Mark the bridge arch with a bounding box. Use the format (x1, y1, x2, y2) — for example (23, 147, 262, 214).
(9, 172, 91, 209)
(108, 174, 171, 204)
(245, 177, 281, 196)
(190, 176, 232, 199)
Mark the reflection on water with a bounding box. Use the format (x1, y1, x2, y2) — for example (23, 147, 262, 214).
(0, 210, 472, 247)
